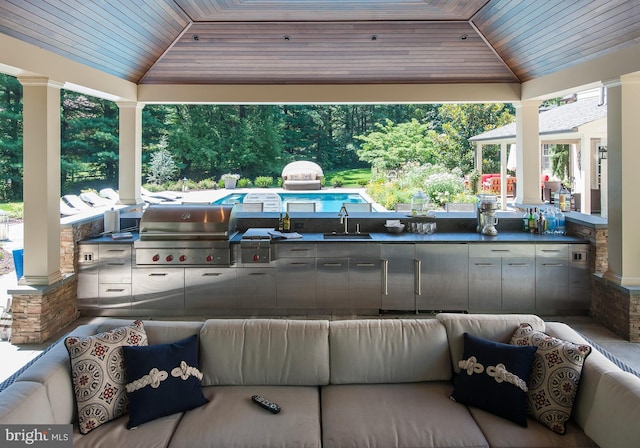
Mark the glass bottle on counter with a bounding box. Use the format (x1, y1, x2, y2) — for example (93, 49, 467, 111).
(411, 190, 427, 216)
(283, 211, 291, 231)
(278, 212, 284, 231)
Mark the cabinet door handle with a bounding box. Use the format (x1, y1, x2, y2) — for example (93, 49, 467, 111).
(202, 272, 221, 277)
(491, 249, 510, 253)
(355, 263, 375, 267)
(106, 249, 127, 253)
(289, 262, 310, 267)
(106, 261, 126, 266)
(542, 263, 564, 267)
(105, 288, 125, 292)
(323, 263, 344, 267)
(507, 263, 528, 267)
(382, 259, 388, 296)
(149, 273, 168, 277)
(248, 272, 266, 276)
(474, 263, 494, 267)
(541, 249, 561, 253)
(290, 248, 309, 252)
(414, 259, 422, 295)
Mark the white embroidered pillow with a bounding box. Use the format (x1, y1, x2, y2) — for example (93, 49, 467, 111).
(64, 320, 147, 434)
(511, 323, 592, 434)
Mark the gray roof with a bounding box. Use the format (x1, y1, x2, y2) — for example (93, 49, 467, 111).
(469, 96, 607, 142)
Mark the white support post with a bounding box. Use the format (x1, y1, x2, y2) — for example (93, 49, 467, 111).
(117, 101, 144, 205)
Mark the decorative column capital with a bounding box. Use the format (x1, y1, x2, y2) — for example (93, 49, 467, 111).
(17, 76, 64, 89)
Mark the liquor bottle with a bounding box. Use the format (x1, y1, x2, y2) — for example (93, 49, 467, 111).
(283, 211, 291, 231)
(278, 212, 284, 232)
(528, 208, 535, 233)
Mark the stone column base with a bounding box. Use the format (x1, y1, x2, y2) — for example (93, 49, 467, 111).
(592, 274, 640, 342)
(9, 274, 79, 344)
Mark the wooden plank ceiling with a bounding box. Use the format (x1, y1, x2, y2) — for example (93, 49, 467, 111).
(0, 0, 638, 85)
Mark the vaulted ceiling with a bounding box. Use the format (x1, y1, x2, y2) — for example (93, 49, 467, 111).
(1, 0, 639, 85)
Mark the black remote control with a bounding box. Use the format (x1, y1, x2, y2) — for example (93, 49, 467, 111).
(251, 395, 281, 414)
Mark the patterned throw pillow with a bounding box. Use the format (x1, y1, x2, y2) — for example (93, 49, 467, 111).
(122, 334, 208, 428)
(511, 323, 591, 434)
(64, 320, 147, 434)
(450, 333, 537, 427)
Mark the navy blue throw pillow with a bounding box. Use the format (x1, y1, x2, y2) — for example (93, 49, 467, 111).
(450, 333, 537, 427)
(122, 334, 208, 428)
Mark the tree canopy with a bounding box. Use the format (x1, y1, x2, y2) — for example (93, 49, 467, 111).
(0, 74, 516, 199)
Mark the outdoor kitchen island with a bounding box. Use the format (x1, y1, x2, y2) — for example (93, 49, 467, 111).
(77, 208, 594, 317)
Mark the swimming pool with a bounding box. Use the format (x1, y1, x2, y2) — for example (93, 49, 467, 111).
(212, 192, 370, 213)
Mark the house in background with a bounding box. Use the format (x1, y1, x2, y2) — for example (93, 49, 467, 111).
(470, 90, 608, 214)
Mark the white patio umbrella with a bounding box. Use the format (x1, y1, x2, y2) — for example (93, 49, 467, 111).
(507, 144, 517, 171)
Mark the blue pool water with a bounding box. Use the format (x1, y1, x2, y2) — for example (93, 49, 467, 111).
(212, 192, 369, 213)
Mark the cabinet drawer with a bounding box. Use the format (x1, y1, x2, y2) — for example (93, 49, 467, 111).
(275, 244, 316, 258)
(99, 244, 132, 259)
(317, 243, 380, 258)
(469, 244, 534, 258)
(535, 244, 569, 258)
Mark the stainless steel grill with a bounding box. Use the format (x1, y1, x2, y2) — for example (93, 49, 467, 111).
(134, 204, 236, 266)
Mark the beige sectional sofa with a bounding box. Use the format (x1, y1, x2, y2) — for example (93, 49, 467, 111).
(1, 314, 639, 448)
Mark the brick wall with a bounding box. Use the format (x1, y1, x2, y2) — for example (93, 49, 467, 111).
(566, 221, 607, 274)
(10, 276, 79, 344)
(60, 220, 103, 274)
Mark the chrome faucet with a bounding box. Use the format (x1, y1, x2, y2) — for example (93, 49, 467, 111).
(338, 205, 349, 234)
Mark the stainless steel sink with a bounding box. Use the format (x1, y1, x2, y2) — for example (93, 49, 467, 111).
(323, 233, 372, 239)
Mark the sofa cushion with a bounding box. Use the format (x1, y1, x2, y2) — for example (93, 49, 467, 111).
(72, 412, 183, 448)
(64, 320, 148, 434)
(122, 334, 208, 428)
(437, 313, 545, 374)
(168, 385, 321, 448)
(0, 381, 55, 424)
(468, 407, 598, 448)
(321, 382, 489, 448)
(96, 320, 203, 346)
(584, 371, 640, 448)
(450, 333, 537, 427)
(510, 323, 592, 434)
(329, 319, 452, 384)
(199, 319, 329, 386)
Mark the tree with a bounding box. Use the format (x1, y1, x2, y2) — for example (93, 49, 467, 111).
(147, 141, 177, 185)
(356, 119, 436, 170)
(0, 74, 23, 200)
(434, 103, 515, 173)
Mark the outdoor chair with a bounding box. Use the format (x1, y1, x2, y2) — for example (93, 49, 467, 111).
(243, 191, 282, 212)
(235, 202, 264, 212)
(342, 202, 372, 212)
(287, 202, 316, 212)
(394, 203, 411, 212)
(62, 194, 92, 211)
(80, 191, 114, 207)
(445, 203, 476, 212)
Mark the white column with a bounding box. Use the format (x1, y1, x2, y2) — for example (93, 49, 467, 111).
(474, 142, 483, 193)
(18, 76, 64, 285)
(116, 101, 144, 205)
(499, 142, 507, 210)
(577, 138, 592, 214)
(514, 100, 543, 206)
(604, 73, 640, 286)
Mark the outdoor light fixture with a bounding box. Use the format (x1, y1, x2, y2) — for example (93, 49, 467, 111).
(598, 145, 607, 160)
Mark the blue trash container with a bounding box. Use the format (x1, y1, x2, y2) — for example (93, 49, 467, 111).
(12, 248, 23, 280)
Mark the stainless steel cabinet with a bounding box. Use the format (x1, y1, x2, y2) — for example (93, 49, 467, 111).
(236, 267, 277, 309)
(468, 244, 535, 312)
(316, 258, 349, 309)
(535, 245, 569, 312)
(569, 244, 590, 310)
(277, 257, 317, 309)
(468, 256, 502, 310)
(77, 243, 99, 309)
(185, 268, 237, 309)
(132, 267, 184, 309)
(381, 244, 415, 310)
(349, 258, 383, 309)
(416, 244, 468, 311)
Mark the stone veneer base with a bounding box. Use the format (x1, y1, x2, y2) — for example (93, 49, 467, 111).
(9, 275, 79, 344)
(592, 274, 640, 342)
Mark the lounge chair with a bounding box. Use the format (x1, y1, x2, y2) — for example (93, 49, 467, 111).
(282, 161, 323, 190)
(234, 203, 264, 212)
(62, 194, 92, 211)
(99, 188, 120, 202)
(60, 198, 81, 216)
(141, 186, 182, 201)
(80, 191, 114, 207)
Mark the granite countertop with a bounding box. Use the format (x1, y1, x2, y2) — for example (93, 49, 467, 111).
(232, 231, 586, 244)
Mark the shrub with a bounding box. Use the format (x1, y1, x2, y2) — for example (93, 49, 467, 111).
(254, 176, 273, 188)
(422, 171, 465, 207)
(237, 177, 252, 188)
(357, 179, 368, 187)
(332, 176, 345, 187)
(147, 148, 177, 185)
(197, 178, 217, 190)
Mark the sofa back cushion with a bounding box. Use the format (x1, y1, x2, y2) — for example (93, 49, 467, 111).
(436, 313, 545, 374)
(329, 319, 452, 384)
(0, 382, 56, 424)
(96, 320, 203, 346)
(199, 319, 330, 386)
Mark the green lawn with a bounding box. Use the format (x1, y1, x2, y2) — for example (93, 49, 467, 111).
(324, 168, 371, 187)
(0, 202, 23, 219)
